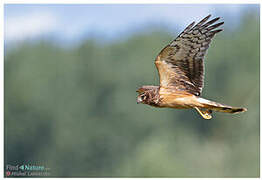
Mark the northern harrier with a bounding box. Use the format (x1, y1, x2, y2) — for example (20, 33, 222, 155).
(136, 15, 247, 119)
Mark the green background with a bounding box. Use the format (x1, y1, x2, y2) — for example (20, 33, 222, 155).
(5, 9, 259, 177)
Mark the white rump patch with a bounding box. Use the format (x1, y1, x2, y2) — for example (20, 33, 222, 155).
(197, 97, 211, 104)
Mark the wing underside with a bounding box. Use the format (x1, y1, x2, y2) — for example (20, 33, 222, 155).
(155, 14, 224, 96)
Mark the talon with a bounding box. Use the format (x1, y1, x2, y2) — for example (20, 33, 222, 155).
(203, 112, 212, 120)
(195, 107, 212, 120)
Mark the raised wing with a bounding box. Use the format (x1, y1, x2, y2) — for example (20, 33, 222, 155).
(155, 15, 223, 96)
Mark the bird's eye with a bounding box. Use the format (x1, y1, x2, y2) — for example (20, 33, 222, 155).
(141, 94, 146, 100)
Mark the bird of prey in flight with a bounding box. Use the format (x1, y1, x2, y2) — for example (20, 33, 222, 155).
(136, 15, 247, 119)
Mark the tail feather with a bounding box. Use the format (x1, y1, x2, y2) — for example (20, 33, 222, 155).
(197, 97, 247, 114)
(216, 106, 247, 114)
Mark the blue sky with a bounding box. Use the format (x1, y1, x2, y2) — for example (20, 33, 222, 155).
(4, 4, 259, 46)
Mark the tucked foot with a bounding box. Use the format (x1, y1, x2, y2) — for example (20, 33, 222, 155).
(194, 107, 212, 120)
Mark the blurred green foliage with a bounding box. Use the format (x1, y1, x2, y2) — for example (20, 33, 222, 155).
(5, 12, 259, 177)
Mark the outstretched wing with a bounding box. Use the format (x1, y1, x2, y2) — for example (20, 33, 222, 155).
(155, 15, 223, 96)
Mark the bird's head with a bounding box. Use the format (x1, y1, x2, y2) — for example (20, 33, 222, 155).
(136, 86, 159, 104)
(136, 92, 149, 104)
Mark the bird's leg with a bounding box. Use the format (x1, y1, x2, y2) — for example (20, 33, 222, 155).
(194, 107, 212, 120)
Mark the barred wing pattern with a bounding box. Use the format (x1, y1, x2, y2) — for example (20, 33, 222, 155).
(155, 15, 224, 96)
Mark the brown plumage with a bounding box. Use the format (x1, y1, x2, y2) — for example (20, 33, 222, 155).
(136, 15, 247, 119)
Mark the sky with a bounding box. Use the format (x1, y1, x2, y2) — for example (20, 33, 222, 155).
(4, 4, 259, 46)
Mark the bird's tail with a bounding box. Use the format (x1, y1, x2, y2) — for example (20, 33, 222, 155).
(195, 97, 247, 119)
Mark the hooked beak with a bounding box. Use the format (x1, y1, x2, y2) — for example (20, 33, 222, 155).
(136, 96, 142, 104)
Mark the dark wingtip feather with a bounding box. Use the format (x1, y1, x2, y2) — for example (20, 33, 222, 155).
(204, 17, 221, 27)
(194, 14, 212, 28)
(200, 14, 212, 23)
(205, 14, 212, 19)
(187, 21, 196, 30)
(214, 17, 220, 21)
(178, 21, 195, 36)
(207, 22, 224, 31)
(212, 29, 223, 34)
